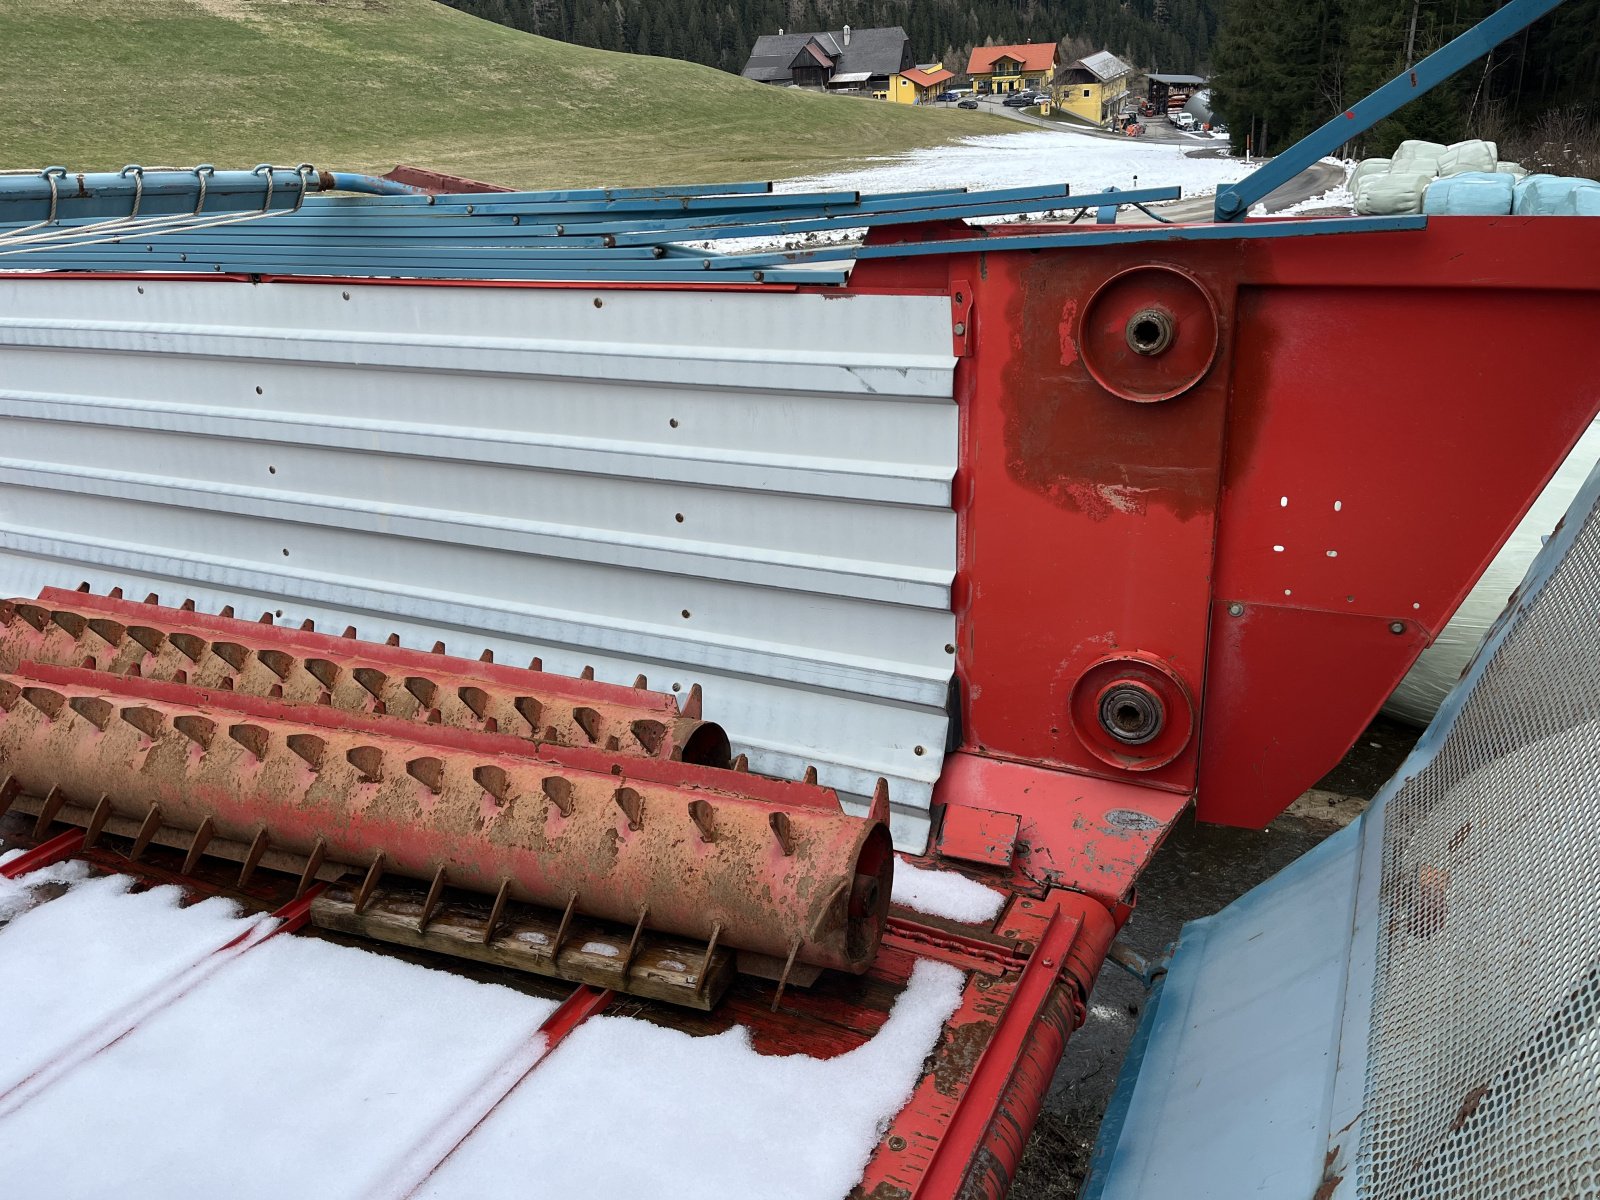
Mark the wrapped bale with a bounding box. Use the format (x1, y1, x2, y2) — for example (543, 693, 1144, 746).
(1496, 160, 1528, 178)
(1355, 170, 1433, 215)
(1348, 157, 1392, 197)
(1423, 171, 1515, 215)
(1436, 139, 1498, 177)
(1566, 180, 1600, 215)
(1389, 139, 1446, 175)
(1514, 174, 1600, 215)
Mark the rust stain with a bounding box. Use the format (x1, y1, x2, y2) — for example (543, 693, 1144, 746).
(932, 1018, 994, 1098)
(1451, 1083, 1491, 1132)
(999, 252, 1231, 523)
(1312, 1174, 1343, 1200)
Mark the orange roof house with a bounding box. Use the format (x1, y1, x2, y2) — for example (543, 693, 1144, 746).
(965, 43, 1061, 93)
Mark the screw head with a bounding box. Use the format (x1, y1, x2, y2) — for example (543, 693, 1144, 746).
(1228, 602, 1245, 617)
(953, 321, 966, 336)
(1389, 621, 1405, 635)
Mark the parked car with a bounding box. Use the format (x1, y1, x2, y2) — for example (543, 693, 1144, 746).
(1002, 93, 1035, 108)
(936, 91, 959, 103)
(958, 98, 980, 109)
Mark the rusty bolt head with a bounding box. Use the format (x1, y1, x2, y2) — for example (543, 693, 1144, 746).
(887, 1135, 907, 1152)
(953, 321, 966, 336)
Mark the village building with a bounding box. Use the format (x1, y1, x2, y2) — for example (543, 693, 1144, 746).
(1146, 72, 1207, 116)
(964, 43, 1061, 95)
(741, 26, 913, 92)
(1050, 51, 1134, 127)
(886, 64, 955, 104)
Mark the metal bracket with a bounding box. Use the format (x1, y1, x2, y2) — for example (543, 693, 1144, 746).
(951, 279, 974, 356)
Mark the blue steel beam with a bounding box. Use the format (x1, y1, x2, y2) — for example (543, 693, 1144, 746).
(601, 185, 1175, 247)
(707, 214, 1429, 268)
(1213, 0, 1567, 220)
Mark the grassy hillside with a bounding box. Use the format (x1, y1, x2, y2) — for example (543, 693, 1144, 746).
(0, 0, 1008, 188)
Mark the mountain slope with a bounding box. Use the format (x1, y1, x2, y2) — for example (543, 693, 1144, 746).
(0, 0, 1006, 187)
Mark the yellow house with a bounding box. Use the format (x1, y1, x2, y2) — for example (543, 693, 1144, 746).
(1051, 51, 1133, 127)
(965, 43, 1060, 95)
(887, 64, 955, 104)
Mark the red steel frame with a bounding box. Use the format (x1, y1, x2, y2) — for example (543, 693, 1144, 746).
(7, 213, 1598, 1199)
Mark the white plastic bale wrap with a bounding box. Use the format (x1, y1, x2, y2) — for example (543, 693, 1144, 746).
(1388, 139, 1447, 175)
(1435, 139, 1499, 177)
(1422, 171, 1515, 216)
(1348, 158, 1393, 195)
(1355, 171, 1434, 216)
(1387, 418, 1600, 725)
(1495, 160, 1529, 179)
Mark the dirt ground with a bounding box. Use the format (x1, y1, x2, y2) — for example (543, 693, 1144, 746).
(1009, 714, 1421, 1199)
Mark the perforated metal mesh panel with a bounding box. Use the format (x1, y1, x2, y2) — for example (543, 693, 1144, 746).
(1357, 477, 1600, 1198)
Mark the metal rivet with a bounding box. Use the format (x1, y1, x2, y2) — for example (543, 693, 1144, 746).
(913, 745, 925, 756)
(1228, 602, 1245, 617)
(1389, 621, 1405, 634)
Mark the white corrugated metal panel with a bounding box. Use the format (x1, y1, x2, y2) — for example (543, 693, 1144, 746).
(0, 278, 958, 850)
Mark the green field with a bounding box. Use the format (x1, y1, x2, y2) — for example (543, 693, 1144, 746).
(0, 0, 1009, 189)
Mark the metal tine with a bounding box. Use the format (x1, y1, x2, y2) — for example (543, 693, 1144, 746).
(69, 695, 114, 731)
(181, 816, 216, 875)
(174, 714, 217, 750)
(688, 798, 717, 844)
(238, 827, 271, 887)
(482, 878, 511, 946)
(802, 765, 819, 785)
(621, 904, 649, 975)
(732, 753, 749, 773)
(614, 787, 644, 832)
(418, 865, 448, 931)
(126, 625, 166, 654)
(682, 684, 703, 719)
(347, 746, 384, 783)
(694, 921, 723, 997)
(295, 837, 327, 900)
(83, 794, 114, 849)
(50, 609, 87, 637)
(579, 666, 595, 681)
(403, 676, 439, 708)
(770, 938, 804, 1013)
(551, 890, 579, 960)
(869, 777, 891, 824)
(572, 707, 602, 743)
(0, 775, 22, 819)
(130, 805, 163, 860)
(542, 776, 575, 817)
(33, 785, 68, 839)
(21, 686, 66, 719)
(769, 810, 796, 857)
(513, 696, 543, 732)
(353, 852, 385, 914)
(352, 667, 388, 700)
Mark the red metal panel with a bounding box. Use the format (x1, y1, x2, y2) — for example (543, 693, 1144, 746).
(933, 751, 1187, 909)
(1197, 276, 1600, 824)
(936, 804, 1020, 869)
(854, 218, 1600, 832)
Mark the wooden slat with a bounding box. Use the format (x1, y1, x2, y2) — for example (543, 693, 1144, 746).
(310, 884, 735, 1011)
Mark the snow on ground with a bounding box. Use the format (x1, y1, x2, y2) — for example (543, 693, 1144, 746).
(780, 129, 1254, 200)
(0, 875, 264, 1105)
(0, 868, 966, 1200)
(0, 890, 556, 1199)
(418, 959, 964, 1200)
(891, 855, 1006, 924)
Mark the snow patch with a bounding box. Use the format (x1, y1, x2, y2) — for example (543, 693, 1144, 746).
(580, 940, 620, 958)
(891, 856, 1006, 924)
(781, 129, 1254, 199)
(0, 874, 263, 1104)
(0, 906, 556, 1198)
(418, 959, 965, 1200)
(0, 855, 91, 925)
